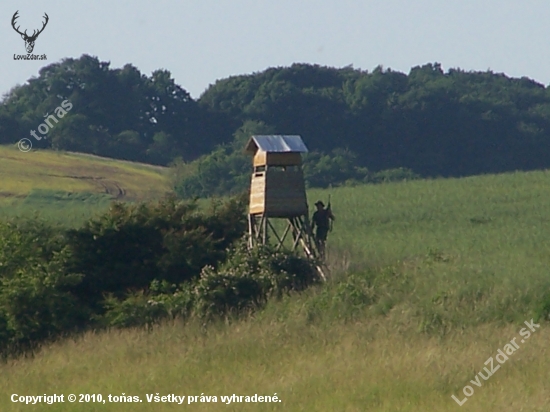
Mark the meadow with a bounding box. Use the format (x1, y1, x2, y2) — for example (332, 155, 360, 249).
(0, 146, 170, 225)
(1, 158, 550, 411)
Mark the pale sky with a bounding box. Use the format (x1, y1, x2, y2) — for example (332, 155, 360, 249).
(1, 0, 549, 99)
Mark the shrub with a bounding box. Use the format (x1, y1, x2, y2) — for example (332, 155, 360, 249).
(65, 196, 247, 305)
(0, 218, 65, 280)
(0, 195, 323, 351)
(0, 196, 248, 351)
(101, 280, 194, 328)
(193, 242, 320, 317)
(0, 249, 86, 354)
(103, 242, 321, 326)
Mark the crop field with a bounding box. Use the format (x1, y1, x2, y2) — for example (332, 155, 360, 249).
(2, 167, 550, 410)
(0, 145, 171, 225)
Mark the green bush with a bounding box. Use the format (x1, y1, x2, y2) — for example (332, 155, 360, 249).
(102, 243, 321, 327)
(193, 242, 320, 317)
(0, 196, 320, 352)
(0, 249, 86, 354)
(0, 218, 66, 280)
(0, 196, 248, 353)
(101, 280, 194, 328)
(0, 218, 87, 354)
(65, 195, 247, 305)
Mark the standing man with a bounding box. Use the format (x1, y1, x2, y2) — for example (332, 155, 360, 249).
(311, 200, 335, 259)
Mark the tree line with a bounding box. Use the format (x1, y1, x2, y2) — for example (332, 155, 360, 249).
(2, 55, 550, 191)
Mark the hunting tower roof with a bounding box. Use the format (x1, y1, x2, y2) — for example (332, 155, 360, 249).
(244, 135, 308, 155)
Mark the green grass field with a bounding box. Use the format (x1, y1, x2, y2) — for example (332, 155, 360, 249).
(2, 164, 550, 411)
(0, 145, 171, 225)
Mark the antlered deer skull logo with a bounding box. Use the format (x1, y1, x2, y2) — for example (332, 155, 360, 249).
(11, 11, 49, 54)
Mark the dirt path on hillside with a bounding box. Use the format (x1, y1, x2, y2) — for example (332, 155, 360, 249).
(69, 176, 127, 199)
(46, 174, 127, 199)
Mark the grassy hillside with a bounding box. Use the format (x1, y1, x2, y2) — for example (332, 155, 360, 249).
(0, 145, 171, 225)
(2, 170, 550, 410)
(1, 316, 547, 411)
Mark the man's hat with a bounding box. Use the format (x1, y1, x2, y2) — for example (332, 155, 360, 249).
(315, 200, 324, 207)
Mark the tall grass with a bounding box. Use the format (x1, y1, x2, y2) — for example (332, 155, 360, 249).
(307, 171, 550, 328)
(0, 315, 548, 411)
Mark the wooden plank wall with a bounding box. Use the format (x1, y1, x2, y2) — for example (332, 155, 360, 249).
(249, 169, 307, 216)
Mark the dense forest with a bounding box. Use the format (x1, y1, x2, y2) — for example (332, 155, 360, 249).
(2, 54, 550, 195)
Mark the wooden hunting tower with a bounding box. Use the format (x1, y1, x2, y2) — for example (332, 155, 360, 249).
(245, 135, 308, 217)
(245, 135, 324, 278)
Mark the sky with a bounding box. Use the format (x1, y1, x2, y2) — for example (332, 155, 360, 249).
(1, 0, 550, 99)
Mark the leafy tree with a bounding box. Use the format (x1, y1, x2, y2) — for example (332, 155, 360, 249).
(303, 149, 368, 188)
(1, 55, 231, 164)
(172, 120, 274, 198)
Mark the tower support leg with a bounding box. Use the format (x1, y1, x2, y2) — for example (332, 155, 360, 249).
(247, 213, 327, 280)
